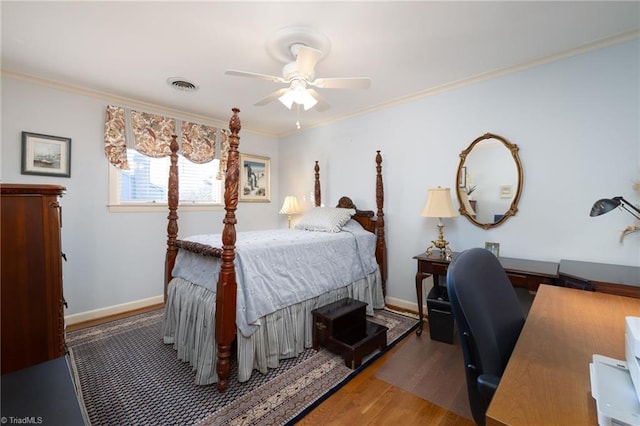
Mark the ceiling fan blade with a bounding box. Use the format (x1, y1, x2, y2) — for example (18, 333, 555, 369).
(307, 89, 330, 112)
(225, 69, 285, 84)
(311, 77, 371, 89)
(254, 88, 289, 106)
(295, 45, 322, 77)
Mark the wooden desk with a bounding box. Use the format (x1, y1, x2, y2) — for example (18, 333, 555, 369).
(486, 285, 640, 426)
(413, 252, 558, 336)
(559, 259, 640, 298)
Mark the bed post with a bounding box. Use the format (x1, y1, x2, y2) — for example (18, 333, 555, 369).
(314, 161, 321, 207)
(164, 135, 180, 301)
(375, 150, 387, 297)
(215, 108, 241, 392)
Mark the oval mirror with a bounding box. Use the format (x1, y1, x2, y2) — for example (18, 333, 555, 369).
(455, 133, 523, 229)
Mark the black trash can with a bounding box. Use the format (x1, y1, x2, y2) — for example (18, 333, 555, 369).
(427, 285, 454, 344)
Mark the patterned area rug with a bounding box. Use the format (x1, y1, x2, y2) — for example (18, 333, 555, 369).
(67, 307, 417, 426)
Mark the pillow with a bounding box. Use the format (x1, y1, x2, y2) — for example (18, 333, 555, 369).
(295, 207, 356, 232)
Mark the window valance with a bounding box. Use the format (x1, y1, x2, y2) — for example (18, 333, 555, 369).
(104, 105, 229, 177)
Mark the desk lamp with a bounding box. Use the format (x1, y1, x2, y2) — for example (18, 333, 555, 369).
(421, 187, 459, 259)
(590, 196, 640, 221)
(279, 195, 301, 228)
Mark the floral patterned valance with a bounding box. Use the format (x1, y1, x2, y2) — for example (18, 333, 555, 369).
(104, 105, 129, 169)
(181, 121, 215, 164)
(131, 110, 175, 158)
(217, 129, 229, 179)
(104, 105, 227, 175)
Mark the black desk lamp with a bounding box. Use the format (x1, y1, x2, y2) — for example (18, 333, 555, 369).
(590, 196, 640, 220)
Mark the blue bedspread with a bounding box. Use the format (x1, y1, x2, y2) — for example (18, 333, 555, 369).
(171, 220, 378, 336)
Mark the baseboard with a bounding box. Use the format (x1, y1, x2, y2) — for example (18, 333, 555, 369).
(385, 296, 423, 315)
(65, 295, 164, 326)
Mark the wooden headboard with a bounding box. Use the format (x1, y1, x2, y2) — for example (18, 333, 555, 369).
(337, 196, 376, 233)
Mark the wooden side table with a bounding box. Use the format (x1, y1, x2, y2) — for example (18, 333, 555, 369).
(413, 251, 559, 336)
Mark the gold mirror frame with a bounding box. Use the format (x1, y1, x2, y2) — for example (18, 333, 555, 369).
(455, 133, 523, 229)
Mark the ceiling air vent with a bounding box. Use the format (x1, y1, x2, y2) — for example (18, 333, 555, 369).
(167, 77, 199, 92)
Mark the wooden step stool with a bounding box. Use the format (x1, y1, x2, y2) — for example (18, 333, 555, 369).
(311, 298, 388, 369)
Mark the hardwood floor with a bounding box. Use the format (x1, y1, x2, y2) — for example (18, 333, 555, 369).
(298, 330, 474, 426)
(68, 305, 474, 425)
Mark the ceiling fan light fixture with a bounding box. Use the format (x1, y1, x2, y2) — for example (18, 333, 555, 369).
(278, 82, 318, 111)
(278, 89, 296, 109)
(301, 94, 318, 111)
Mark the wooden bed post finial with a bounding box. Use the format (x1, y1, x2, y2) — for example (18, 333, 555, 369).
(215, 108, 241, 392)
(229, 107, 241, 134)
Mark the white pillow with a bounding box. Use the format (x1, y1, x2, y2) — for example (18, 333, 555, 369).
(295, 207, 356, 232)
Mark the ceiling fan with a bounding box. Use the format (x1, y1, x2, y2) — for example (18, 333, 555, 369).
(225, 43, 371, 112)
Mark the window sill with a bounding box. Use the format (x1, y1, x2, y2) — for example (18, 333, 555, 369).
(107, 203, 224, 213)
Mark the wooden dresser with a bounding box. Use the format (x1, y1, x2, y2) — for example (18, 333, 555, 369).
(1, 183, 67, 374)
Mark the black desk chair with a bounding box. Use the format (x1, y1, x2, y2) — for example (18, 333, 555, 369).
(446, 248, 526, 426)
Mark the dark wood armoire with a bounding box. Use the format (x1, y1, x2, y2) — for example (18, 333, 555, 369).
(1, 183, 66, 374)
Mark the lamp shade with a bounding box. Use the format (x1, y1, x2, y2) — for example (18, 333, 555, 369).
(279, 195, 301, 215)
(590, 198, 621, 217)
(421, 187, 459, 218)
(590, 196, 640, 220)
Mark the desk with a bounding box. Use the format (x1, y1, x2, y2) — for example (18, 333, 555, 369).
(486, 285, 640, 426)
(413, 252, 558, 336)
(559, 259, 640, 298)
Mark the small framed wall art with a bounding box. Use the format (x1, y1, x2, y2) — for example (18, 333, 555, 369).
(459, 166, 467, 188)
(239, 153, 270, 202)
(21, 132, 71, 177)
(499, 184, 513, 199)
(485, 241, 500, 257)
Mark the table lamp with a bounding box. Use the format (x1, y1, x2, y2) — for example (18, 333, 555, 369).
(590, 196, 640, 221)
(279, 195, 301, 229)
(421, 187, 459, 259)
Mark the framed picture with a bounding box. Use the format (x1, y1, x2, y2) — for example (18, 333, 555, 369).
(485, 242, 500, 257)
(21, 132, 71, 177)
(239, 153, 270, 202)
(459, 166, 467, 188)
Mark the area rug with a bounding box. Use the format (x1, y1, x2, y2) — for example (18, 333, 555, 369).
(67, 307, 417, 426)
(375, 330, 472, 420)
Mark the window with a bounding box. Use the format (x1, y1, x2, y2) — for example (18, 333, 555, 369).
(108, 148, 223, 212)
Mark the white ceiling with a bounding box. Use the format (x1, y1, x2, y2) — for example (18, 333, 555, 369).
(2, 1, 639, 137)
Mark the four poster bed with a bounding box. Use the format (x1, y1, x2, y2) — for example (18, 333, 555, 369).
(162, 109, 388, 392)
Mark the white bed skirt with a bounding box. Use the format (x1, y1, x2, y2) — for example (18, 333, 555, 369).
(162, 269, 385, 385)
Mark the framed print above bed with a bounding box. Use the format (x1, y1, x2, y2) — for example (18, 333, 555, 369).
(21, 132, 72, 178)
(239, 153, 270, 202)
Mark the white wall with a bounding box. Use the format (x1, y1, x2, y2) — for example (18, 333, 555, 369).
(2, 39, 638, 317)
(278, 39, 640, 307)
(1, 78, 280, 316)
